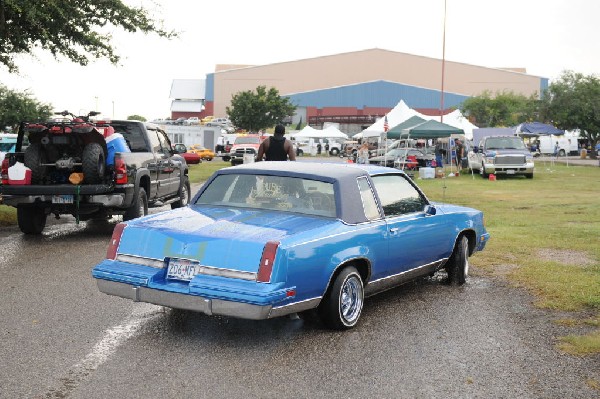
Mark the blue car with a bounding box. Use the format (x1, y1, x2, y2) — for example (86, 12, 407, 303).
(92, 162, 489, 330)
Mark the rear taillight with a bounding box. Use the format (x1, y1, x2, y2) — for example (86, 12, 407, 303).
(114, 155, 128, 184)
(257, 241, 279, 283)
(1, 159, 9, 184)
(106, 223, 127, 260)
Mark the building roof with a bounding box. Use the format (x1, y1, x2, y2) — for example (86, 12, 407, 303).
(170, 79, 206, 100)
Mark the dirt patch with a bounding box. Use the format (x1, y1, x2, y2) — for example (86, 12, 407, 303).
(537, 248, 596, 267)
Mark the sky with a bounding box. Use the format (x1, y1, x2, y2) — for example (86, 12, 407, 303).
(1, 0, 599, 121)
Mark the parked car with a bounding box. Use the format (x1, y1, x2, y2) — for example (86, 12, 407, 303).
(369, 148, 428, 168)
(172, 143, 201, 164)
(184, 117, 200, 126)
(206, 117, 230, 127)
(201, 116, 214, 124)
(92, 162, 489, 330)
(187, 144, 215, 161)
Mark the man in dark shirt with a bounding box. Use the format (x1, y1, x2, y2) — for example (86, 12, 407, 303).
(256, 124, 296, 161)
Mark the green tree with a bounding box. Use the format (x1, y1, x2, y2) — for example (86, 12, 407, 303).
(0, 1, 177, 73)
(226, 86, 296, 132)
(540, 71, 600, 159)
(0, 84, 52, 130)
(460, 90, 539, 128)
(127, 114, 146, 122)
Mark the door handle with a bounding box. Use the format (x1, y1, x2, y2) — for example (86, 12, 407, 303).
(389, 227, 399, 233)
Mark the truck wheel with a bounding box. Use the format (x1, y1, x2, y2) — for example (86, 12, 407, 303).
(329, 148, 340, 156)
(124, 187, 148, 221)
(318, 266, 364, 330)
(82, 143, 106, 184)
(171, 176, 190, 209)
(446, 235, 469, 285)
(480, 164, 489, 178)
(17, 206, 47, 234)
(525, 173, 534, 179)
(24, 143, 47, 184)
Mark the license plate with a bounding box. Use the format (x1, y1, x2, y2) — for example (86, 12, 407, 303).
(52, 195, 73, 204)
(167, 258, 199, 281)
(506, 170, 516, 174)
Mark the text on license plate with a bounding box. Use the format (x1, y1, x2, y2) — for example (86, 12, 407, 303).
(167, 258, 199, 281)
(506, 170, 516, 174)
(52, 195, 73, 204)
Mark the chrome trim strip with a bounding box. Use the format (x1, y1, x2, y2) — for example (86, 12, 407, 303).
(116, 254, 164, 268)
(365, 259, 447, 296)
(269, 297, 322, 318)
(114, 255, 258, 281)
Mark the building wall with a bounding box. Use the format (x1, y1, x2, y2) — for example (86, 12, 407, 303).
(210, 48, 546, 118)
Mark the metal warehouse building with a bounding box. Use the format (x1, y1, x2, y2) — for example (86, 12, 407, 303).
(171, 48, 547, 133)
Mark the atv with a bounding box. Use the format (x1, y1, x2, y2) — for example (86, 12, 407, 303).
(23, 110, 111, 184)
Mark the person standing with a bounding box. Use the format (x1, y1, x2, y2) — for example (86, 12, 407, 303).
(256, 124, 296, 161)
(357, 142, 369, 164)
(455, 139, 464, 169)
(434, 140, 445, 167)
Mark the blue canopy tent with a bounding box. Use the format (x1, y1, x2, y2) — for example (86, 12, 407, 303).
(515, 122, 564, 136)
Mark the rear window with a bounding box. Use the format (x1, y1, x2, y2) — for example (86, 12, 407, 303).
(196, 174, 336, 217)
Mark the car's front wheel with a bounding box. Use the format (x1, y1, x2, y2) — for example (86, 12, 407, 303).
(319, 266, 364, 330)
(446, 235, 469, 285)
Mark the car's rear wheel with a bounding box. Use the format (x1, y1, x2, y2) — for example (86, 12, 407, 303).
(82, 142, 105, 184)
(17, 206, 47, 234)
(171, 176, 190, 209)
(319, 266, 364, 330)
(124, 187, 148, 221)
(446, 235, 469, 285)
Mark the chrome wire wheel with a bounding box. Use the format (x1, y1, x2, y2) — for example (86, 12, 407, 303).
(339, 273, 363, 326)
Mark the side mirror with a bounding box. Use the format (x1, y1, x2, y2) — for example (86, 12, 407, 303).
(424, 204, 437, 216)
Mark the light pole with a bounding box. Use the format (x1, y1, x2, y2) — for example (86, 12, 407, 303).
(112, 100, 115, 119)
(440, 0, 447, 123)
(95, 96, 99, 112)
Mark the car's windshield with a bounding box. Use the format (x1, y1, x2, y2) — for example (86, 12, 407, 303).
(196, 174, 336, 217)
(234, 136, 260, 145)
(486, 137, 526, 150)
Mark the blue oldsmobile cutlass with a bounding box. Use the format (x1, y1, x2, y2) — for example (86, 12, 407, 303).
(92, 162, 489, 330)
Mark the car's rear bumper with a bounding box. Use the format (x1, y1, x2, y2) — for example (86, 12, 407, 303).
(92, 260, 319, 320)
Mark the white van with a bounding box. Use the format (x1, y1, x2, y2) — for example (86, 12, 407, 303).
(533, 131, 579, 156)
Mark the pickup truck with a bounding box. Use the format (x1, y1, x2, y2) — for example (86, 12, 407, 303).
(228, 134, 263, 165)
(1, 117, 190, 234)
(468, 135, 534, 178)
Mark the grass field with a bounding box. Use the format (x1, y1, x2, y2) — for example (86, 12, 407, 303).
(1, 160, 598, 353)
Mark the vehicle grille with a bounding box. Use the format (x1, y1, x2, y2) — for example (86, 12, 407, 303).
(235, 148, 256, 155)
(495, 155, 525, 165)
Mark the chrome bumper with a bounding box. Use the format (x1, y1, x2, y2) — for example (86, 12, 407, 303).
(96, 279, 320, 320)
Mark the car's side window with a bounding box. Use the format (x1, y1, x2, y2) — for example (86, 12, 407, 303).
(371, 174, 427, 217)
(357, 177, 380, 220)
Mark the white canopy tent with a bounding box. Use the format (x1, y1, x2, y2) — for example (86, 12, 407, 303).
(293, 125, 348, 139)
(356, 99, 477, 140)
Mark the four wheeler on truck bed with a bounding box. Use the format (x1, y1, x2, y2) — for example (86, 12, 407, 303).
(23, 110, 110, 185)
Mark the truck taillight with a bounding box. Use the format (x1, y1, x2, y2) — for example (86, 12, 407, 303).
(114, 156, 127, 184)
(1, 159, 9, 184)
(257, 241, 279, 283)
(106, 223, 127, 260)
